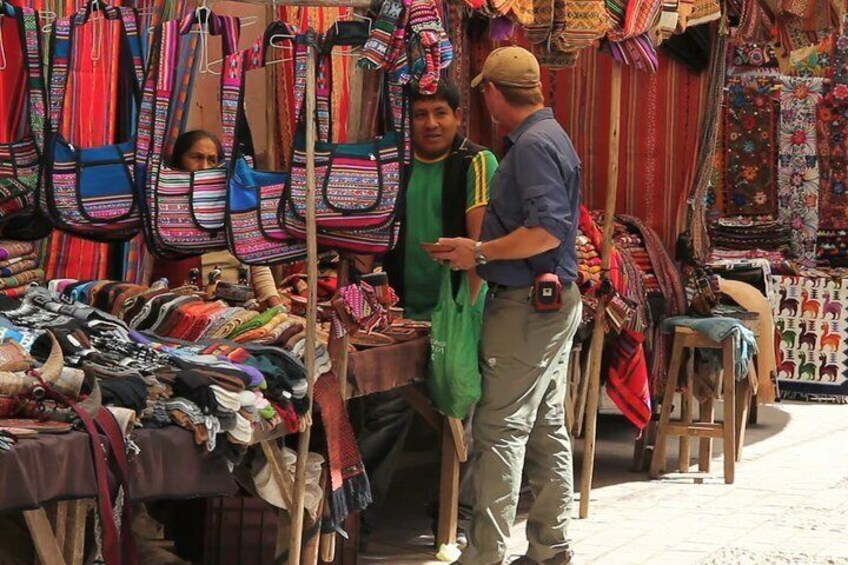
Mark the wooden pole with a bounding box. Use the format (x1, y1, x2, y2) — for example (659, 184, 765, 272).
(265, 3, 279, 169)
(579, 61, 622, 520)
(289, 41, 319, 565)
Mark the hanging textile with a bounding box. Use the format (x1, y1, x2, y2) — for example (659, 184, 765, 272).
(778, 77, 823, 264)
(280, 6, 351, 143)
(0, 9, 26, 141)
(815, 83, 848, 265)
(722, 78, 779, 216)
(46, 6, 126, 280)
(471, 47, 709, 249)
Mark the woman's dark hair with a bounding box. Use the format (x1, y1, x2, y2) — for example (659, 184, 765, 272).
(170, 130, 224, 169)
(410, 80, 461, 111)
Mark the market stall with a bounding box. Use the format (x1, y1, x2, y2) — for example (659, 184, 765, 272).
(0, 0, 799, 559)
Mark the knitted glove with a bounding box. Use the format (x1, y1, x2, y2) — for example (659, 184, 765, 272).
(408, 0, 452, 94)
(359, 0, 406, 70)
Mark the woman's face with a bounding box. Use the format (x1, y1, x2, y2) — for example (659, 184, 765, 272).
(180, 138, 220, 172)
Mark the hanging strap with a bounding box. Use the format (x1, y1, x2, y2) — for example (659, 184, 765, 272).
(178, 9, 240, 58)
(229, 21, 299, 158)
(19, 7, 47, 153)
(35, 380, 124, 565)
(220, 43, 244, 163)
(94, 408, 137, 565)
(48, 6, 145, 137)
(291, 30, 320, 139)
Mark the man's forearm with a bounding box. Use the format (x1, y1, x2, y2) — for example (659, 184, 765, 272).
(480, 226, 560, 261)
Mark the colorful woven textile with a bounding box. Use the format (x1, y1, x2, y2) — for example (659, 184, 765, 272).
(722, 78, 779, 216)
(559, 0, 609, 49)
(0, 241, 33, 260)
(0, 6, 44, 224)
(731, 43, 779, 70)
(816, 83, 848, 265)
(608, 35, 659, 73)
(314, 372, 372, 529)
(778, 78, 823, 264)
(771, 274, 848, 399)
(788, 33, 835, 78)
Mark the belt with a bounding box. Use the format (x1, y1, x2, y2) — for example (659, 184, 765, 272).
(489, 281, 574, 293)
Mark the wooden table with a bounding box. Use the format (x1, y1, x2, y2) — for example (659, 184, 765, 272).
(329, 337, 465, 565)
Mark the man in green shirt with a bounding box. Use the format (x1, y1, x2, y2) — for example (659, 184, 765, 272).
(357, 81, 498, 549)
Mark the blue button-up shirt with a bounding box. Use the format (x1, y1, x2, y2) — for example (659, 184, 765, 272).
(477, 108, 581, 286)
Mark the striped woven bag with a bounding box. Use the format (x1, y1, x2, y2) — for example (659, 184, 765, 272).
(43, 5, 144, 241)
(225, 22, 308, 266)
(0, 6, 46, 228)
(558, 0, 610, 49)
(280, 29, 406, 254)
(138, 12, 241, 257)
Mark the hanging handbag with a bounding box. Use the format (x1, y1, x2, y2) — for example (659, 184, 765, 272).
(0, 5, 49, 232)
(43, 4, 145, 241)
(279, 30, 407, 254)
(225, 22, 308, 265)
(139, 12, 242, 257)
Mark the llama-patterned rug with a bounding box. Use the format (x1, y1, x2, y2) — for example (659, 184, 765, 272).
(771, 274, 848, 399)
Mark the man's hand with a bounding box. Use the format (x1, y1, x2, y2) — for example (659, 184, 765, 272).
(431, 237, 476, 271)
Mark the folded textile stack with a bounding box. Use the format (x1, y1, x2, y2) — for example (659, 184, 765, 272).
(0, 286, 313, 457)
(48, 279, 334, 375)
(613, 223, 661, 292)
(707, 248, 787, 263)
(709, 218, 791, 254)
(576, 231, 602, 290)
(0, 241, 45, 298)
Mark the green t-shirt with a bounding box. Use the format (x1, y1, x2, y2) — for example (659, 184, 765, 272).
(402, 149, 498, 321)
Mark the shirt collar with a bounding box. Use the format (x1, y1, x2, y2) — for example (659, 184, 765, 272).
(504, 107, 555, 150)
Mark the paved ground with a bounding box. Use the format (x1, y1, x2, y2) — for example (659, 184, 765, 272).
(360, 401, 848, 564)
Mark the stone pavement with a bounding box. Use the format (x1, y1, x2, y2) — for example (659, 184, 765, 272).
(360, 401, 848, 565)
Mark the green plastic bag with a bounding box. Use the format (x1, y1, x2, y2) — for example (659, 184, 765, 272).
(428, 267, 486, 419)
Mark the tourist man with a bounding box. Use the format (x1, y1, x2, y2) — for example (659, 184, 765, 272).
(357, 80, 498, 547)
(432, 47, 583, 565)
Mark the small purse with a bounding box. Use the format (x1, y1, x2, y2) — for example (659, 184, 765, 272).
(43, 6, 144, 241)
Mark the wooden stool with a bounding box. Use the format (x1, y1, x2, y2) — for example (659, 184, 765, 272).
(650, 325, 740, 484)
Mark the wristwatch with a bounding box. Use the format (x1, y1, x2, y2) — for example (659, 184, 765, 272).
(474, 241, 488, 266)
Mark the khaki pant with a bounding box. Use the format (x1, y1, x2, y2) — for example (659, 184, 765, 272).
(461, 283, 582, 565)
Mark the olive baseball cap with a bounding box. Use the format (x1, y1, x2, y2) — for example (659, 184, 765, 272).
(471, 46, 541, 88)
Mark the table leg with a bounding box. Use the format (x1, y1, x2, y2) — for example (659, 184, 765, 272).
(50, 501, 68, 555)
(23, 508, 66, 565)
(436, 422, 460, 548)
(735, 373, 753, 462)
(302, 491, 325, 565)
(64, 500, 88, 565)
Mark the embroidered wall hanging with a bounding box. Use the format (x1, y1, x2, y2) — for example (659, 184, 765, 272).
(815, 83, 848, 265)
(778, 77, 823, 264)
(723, 78, 779, 216)
(771, 274, 848, 399)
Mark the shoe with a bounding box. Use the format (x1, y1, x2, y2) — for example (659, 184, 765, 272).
(430, 521, 468, 549)
(508, 550, 575, 565)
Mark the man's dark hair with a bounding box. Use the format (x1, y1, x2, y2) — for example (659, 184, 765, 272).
(170, 129, 224, 169)
(410, 80, 461, 111)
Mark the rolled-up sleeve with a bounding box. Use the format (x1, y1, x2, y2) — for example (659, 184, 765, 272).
(516, 141, 575, 242)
